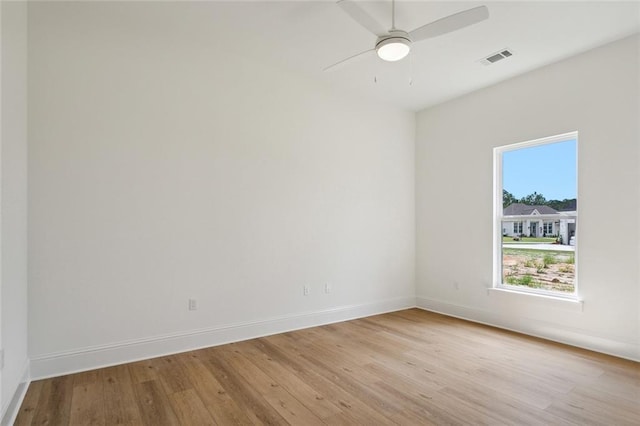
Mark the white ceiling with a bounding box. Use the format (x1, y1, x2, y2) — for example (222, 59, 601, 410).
(123, 1, 640, 111)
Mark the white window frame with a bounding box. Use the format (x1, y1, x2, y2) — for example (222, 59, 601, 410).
(513, 221, 523, 235)
(543, 221, 554, 235)
(493, 131, 578, 299)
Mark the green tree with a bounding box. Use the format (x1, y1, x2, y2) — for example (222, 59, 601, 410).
(503, 189, 517, 208)
(547, 198, 577, 211)
(520, 191, 546, 205)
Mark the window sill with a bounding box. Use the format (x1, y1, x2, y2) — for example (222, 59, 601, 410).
(487, 287, 584, 312)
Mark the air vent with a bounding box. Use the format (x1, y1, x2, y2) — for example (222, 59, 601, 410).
(480, 48, 514, 65)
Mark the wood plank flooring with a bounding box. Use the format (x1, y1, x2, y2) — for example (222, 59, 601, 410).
(15, 309, 640, 425)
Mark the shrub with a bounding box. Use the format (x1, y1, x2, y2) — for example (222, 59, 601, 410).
(505, 274, 541, 288)
(519, 275, 534, 285)
(542, 253, 556, 268)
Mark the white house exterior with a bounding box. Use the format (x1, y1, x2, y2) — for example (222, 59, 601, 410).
(502, 203, 576, 245)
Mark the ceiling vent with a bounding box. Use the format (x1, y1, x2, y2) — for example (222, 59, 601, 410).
(480, 48, 514, 66)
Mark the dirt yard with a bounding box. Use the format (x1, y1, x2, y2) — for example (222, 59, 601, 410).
(502, 248, 575, 293)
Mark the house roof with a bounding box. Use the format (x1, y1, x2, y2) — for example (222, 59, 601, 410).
(503, 203, 559, 215)
(556, 199, 577, 212)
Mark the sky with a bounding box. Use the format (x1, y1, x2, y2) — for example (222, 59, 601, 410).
(502, 139, 576, 200)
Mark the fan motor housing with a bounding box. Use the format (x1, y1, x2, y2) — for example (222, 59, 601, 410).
(376, 31, 412, 48)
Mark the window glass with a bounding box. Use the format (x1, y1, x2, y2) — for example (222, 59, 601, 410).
(496, 133, 577, 297)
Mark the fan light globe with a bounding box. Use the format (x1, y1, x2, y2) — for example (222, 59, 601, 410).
(376, 38, 411, 62)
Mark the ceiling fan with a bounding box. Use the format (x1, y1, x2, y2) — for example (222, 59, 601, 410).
(325, 0, 489, 71)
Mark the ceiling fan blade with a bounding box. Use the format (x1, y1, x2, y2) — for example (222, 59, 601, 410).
(408, 5, 489, 42)
(323, 48, 375, 72)
(337, 0, 388, 37)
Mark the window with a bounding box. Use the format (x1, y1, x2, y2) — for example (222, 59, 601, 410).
(494, 132, 577, 298)
(513, 222, 523, 235)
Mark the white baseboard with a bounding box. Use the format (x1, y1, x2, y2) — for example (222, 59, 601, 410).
(416, 296, 639, 362)
(25, 294, 638, 385)
(30, 296, 416, 380)
(1, 360, 30, 426)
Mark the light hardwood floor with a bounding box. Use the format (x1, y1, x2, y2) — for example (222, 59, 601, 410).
(15, 309, 640, 425)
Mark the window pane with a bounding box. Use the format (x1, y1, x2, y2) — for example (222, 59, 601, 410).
(501, 138, 577, 294)
(502, 220, 575, 293)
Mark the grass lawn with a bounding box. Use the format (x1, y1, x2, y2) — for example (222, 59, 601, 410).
(502, 236, 557, 243)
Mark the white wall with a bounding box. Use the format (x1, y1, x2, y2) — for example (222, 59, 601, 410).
(1, 0, 30, 422)
(416, 35, 640, 360)
(23, 0, 638, 382)
(28, 2, 415, 377)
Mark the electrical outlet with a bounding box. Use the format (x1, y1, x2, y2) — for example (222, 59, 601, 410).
(303, 285, 310, 296)
(188, 299, 197, 311)
(325, 283, 331, 294)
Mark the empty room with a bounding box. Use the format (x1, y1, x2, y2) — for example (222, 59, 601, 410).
(1, 0, 639, 424)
